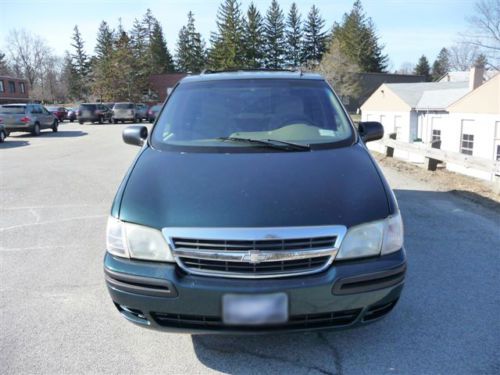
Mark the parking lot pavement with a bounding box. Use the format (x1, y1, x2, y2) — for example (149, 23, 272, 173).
(1, 123, 499, 375)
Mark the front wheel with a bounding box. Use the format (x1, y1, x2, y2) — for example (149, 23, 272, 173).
(52, 120, 59, 132)
(79, 120, 84, 125)
(0, 130, 6, 143)
(32, 123, 41, 136)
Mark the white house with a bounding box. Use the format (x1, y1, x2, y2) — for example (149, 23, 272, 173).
(360, 67, 500, 181)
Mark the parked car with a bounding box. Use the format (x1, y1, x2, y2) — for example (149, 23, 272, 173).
(135, 103, 148, 122)
(0, 103, 58, 136)
(0, 122, 7, 142)
(46, 106, 68, 122)
(104, 71, 406, 334)
(78, 103, 112, 124)
(147, 104, 162, 123)
(112, 102, 137, 123)
(67, 107, 77, 122)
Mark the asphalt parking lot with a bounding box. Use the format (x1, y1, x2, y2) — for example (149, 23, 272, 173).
(1, 123, 499, 375)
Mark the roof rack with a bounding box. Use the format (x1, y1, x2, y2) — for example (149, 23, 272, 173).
(200, 68, 304, 76)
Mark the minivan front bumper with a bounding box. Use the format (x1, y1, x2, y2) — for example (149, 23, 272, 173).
(104, 249, 406, 334)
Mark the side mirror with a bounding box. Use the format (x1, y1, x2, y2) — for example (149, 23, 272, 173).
(123, 125, 148, 146)
(358, 121, 384, 143)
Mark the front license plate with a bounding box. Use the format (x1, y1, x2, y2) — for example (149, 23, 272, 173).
(223, 293, 288, 325)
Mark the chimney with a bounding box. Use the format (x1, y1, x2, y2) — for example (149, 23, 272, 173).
(469, 64, 484, 91)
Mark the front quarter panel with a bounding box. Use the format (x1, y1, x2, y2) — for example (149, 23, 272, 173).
(111, 144, 149, 218)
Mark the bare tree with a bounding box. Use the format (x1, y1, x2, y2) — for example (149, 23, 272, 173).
(6, 29, 51, 88)
(448, 42, 481, 70)
(314, 38, 361, 101)
(395, 62, 415, 75)
(463, 0, 500, 69)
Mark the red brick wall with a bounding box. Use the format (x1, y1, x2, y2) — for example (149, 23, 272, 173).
(0, 76, 30, 103)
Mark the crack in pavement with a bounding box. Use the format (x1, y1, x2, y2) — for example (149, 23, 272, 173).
(195, 336, 336, 374)
(316, 332, 343, 375)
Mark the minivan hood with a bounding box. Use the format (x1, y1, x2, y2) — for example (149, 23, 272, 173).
(118, 144, 390, 229)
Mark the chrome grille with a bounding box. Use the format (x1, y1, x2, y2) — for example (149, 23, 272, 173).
(163, 226, 347, 279)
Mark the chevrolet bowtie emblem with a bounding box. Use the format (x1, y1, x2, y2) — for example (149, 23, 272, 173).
(243, 250, 267, 264)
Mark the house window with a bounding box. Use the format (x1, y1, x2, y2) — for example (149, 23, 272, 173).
(0, 80, 4, 92)
(496, 145, 500, 161)
(460, 134, 474, 155)
(8, 81, 16, 93)
(432, 129, 441, 142)
(20, 82, 25, 93)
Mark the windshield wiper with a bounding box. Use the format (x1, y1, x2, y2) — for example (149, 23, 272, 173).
(217, 137, 311, 151)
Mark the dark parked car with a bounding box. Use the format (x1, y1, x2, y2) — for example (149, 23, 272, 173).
(0, 103, 58, 136)
(0, 122, 7, 142)
(147, 104, 162, 123)
(67, 107, 77, 122)
(104, 71, 406, 334)
(78, 103, 112, 124)
(47, 106, 68, 122)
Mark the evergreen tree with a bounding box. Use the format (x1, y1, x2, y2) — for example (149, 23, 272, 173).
(176, 12, 206, 73)
(302, 5, 327, 66)
(150, 21, 175, 73)
(208, 0, 245, 70)
(431, 48, 450, 81)
(0, 49, 10, 75)
(243, 3, 264, 68)
(285, 3, 303, 68)
(70, 25, 91, 99)
(109, 29, 139, 101)
(474, 53, 488, 67)
(414, 55, 431, 81)
(331, 0, 387, 72)
(263, 0, 286, 69)
(95, 21, 114, 60)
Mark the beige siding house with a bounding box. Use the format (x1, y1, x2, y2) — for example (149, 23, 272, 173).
(360, 67, 500, 181)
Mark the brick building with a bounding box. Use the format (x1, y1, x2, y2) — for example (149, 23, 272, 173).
(0, 76, 29, 104)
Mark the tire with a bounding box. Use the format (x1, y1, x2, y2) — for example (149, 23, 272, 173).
(70, 119, 74, 123)
(52, 120, 59, 132)
(79, 120, 84, 125)
(32, 123, 41, 136)
(113, 119, 118, 124)
(0, 130, 5, 143)
(98, 116, 103, 124)
(121, 120, 124, 124)
(108, 118, 112, 124)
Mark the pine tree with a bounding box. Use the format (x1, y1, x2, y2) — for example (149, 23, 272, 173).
(70, 25, 91, 99)
(263, 0, 286, 69)
(285, 3, 302, 68)
(95, 21, 114, 60)
(150, 21, 175, 73)
(208, 0, 245, 70)
(414, 55, 431, 81)
(474, 53, 488, 67)
(431, 47, 450, 81)
(243, 2, 264, 68)
(331, 0, 387, 72)
(302, 5, 327, 66)
(176, 12, 206, 73)
(0, 49, 10, 75)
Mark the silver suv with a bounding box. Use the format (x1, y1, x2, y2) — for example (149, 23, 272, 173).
(0, 103, 58, 136)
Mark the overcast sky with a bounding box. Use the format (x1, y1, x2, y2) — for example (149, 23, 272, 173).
(0, 0, 476, 70)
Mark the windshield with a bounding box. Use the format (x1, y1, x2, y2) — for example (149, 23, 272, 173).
(114, 103, 134, 109)
(80, 104, 96, 110)
(151, 79, 353, 151)
(0, 105, 26, 114)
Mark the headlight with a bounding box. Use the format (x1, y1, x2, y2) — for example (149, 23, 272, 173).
(106, 217, 175, 262)
(337, 212, 403, 260)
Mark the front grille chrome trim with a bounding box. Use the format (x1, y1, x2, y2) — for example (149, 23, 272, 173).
(162, 226, 347, 279)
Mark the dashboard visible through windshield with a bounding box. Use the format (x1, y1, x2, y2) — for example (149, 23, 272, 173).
(151, 79, 354, 151)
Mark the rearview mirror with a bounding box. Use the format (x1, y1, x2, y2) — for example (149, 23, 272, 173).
(123, 125, 148, 146)
(358, 122, 384, 143)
